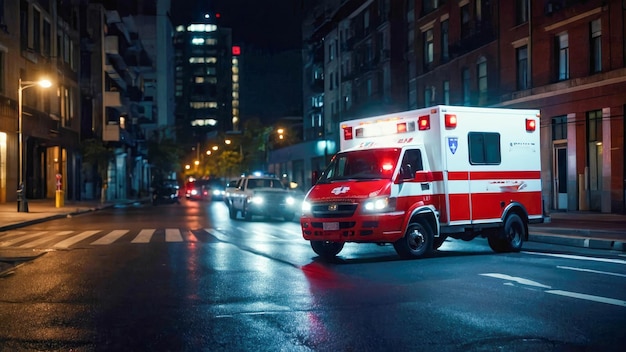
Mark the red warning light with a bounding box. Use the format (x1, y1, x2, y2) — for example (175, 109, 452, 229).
(232, 46, 241, 56)
(343, 126, 353, 140)
(215, 13, 221, 18)
(445, 114, 457, 128)
(397, 122, 407, 133)
(418, 115, 430, 130)
(526, 118, 536, 132)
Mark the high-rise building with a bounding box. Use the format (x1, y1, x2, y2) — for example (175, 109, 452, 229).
(174, 13, 235, 158)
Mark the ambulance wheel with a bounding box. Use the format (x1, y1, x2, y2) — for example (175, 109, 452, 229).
(393, 220, 434, 259)
(311, 241, 344, 259)
(228, 205, 237, 219)
(488, 213, 525, 253)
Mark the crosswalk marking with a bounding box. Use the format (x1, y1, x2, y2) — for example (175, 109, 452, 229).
(19, 231, 73, 248)
(0, 231, 49, 247)
(91, 230, 129, 245)
(53, 230, 101, 249)
(132, 229, 156, 243)
(165, 228, 183, 242)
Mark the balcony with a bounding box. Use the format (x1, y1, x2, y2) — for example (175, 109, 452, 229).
(104, 91, 122, 108)
(103, 124, 120, 142)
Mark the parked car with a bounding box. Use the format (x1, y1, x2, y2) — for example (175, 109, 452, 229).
(185, 179, 225, 201)
(152, 179, 180, 205)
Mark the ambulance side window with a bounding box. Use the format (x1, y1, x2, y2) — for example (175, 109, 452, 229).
(468, 132, 501, 165)
(400, 149, 423, 179)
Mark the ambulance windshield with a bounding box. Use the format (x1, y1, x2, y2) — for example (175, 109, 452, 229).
(317, 148, 400, 183)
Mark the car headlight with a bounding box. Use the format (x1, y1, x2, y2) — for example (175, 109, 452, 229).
(362, 197, 396, 212)
(249, 195, 264, 204)
(191, 189, 199, 196)
(286, 196, 295, 206)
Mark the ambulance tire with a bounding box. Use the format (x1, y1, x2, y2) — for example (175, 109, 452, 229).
(393, 220, 434, 259)
(311, 241, 344, 259)
(488, 213, 525, 253)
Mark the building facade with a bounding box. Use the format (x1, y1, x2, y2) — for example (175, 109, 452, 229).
(0, 0, 81, 205)
(173, 13, 235, 167)
(294, 0, 625, 214)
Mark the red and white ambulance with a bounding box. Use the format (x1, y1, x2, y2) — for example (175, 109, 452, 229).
(300, 105, 544, 259)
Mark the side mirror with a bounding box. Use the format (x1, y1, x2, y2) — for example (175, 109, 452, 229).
(414, 171, 434, 183)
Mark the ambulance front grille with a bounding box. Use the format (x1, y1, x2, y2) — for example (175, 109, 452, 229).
(311, 203, 357, 218)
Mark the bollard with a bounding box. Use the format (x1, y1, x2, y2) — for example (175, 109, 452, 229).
(56, 190, 64, 208)
(17, 183, 29, 212)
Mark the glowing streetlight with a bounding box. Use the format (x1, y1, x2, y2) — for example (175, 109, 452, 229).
(17, 78, 52, 212)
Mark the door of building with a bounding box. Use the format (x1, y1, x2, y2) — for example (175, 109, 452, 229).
(554, 144, 568, 210)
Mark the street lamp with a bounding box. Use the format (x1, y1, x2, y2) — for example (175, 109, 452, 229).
(17, 78, 52, 212)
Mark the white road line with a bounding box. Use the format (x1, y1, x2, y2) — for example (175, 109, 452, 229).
(18, 231, 73, 248)
(184, 230, 198, 242)
(91, 230, 129, 245)
(523, 251, 626, 265)
(53, 230, 101, 249)
(480, 273, 552, 288)
(205, 228, 227, 241)
(0, 231, 26, 239)
(131, 229, 156, 243)
(165, 228, 183, 242)
(0, 231, 49, 247)
(546, 290, 626, 308)
(557, 266, 626, 278)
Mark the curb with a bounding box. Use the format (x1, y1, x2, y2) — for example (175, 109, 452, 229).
(529, 232, 626, 252)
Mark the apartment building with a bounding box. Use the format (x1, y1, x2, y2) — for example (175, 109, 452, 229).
(297, 0, 625, 213)
(0, 0, 81, 205)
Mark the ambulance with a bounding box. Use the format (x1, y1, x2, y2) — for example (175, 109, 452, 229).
(300, 105, 544, 259)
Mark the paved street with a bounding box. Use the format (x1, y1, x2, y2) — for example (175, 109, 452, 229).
(0, 199, 624, 351)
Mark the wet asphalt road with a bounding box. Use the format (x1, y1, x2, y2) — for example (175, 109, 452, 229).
(0, 199, 625, 351)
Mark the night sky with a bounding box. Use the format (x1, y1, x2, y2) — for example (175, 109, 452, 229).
(171, 1, 305, 123)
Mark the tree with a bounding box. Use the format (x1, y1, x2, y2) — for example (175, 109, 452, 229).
(80, 139, 113, 203)
(147, 137, 184, 182)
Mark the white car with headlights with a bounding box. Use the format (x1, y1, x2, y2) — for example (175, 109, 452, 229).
(227, 175, 298, 221)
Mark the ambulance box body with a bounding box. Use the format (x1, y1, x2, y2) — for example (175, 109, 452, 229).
(300, 105, 543, 259)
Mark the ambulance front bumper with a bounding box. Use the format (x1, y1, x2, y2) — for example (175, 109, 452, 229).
(301, 211, 405, 243)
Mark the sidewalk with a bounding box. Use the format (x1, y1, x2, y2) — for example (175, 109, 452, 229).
(0, 198, 625, 251)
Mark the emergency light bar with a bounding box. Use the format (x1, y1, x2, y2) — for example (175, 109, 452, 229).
(526, 118, 536, 132)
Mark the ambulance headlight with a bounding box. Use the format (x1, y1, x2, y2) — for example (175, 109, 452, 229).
(363, 197, 396, 212)
(301, 200, 312, 214)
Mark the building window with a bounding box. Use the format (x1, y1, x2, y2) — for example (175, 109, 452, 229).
(552, 116, 567, 140)
(462, 68, 471, 106)
(43, 20, 51, 57)
(423, 28, 433, 68)
(477, 57, 487, 105)
(20, 2, 28, 50)
(423, 0, 439, 14)
(441, 20, 449, 62)
(461, 5, 470, 38)
(424, 86, 434, 107)
(364, 10, 370, 30)
(33, 8, 40, 53)
(516, 0, 528, 25)
(516, 46, 528, 90)
(443, 80, 450, 105)
(0, 50, 4, 94)
(586, 110, 603, 192)
(590, 19, 601, 73)
(367, 78, 372, 96)
(556, 33, 569, 81)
